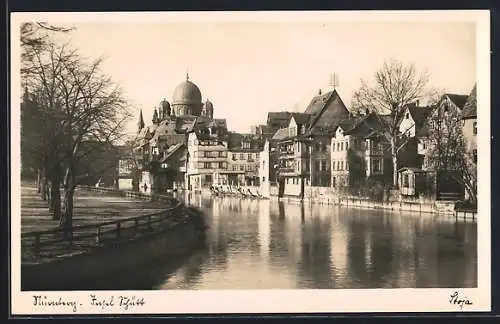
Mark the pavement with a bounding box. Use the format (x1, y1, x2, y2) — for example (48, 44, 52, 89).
(21, 185, 172, 234)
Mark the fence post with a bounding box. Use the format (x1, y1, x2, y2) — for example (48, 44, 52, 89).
(34, 233, 40, 257)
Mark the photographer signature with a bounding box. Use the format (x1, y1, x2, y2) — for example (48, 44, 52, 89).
(449, 291, 473, 310)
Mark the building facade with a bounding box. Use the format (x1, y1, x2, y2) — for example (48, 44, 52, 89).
(132, 74, 226, 193)
(227, 133, 262, 186)
(462, 84, 477, 163)
(330, 113, 390, 192)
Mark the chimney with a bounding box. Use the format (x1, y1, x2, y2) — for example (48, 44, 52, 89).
(318, 89, 322, 95)
(415, 100, 420, 107)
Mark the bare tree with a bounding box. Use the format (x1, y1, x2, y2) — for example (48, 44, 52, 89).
(425, 100, 477, 203)
(22, 41, 131, 231)
(52, 48, 131, 233)
(21, 22, 74, 78)
(351, 58, 430, 188)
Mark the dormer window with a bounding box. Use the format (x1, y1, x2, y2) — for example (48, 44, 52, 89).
(405, 112, 410, 119)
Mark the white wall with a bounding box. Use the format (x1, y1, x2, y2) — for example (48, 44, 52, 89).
(399, 107, 416, 137)
(118, 178, 133, 190)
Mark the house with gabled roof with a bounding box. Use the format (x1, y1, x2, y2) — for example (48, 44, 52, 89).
(462, 84, 477, 162)
(397, 102, 436, 169)
(330, 113, 392, 192)
(273, 88, 351, 197)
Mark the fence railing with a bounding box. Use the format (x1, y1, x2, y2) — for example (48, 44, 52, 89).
(80, 186, 180, 205)
(21, 187, 186, 261)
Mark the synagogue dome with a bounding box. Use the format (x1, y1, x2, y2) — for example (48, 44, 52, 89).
(172, 75, 202, 106)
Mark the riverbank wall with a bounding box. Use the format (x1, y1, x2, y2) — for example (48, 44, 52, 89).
(262, 184, 476, 218)
(285, 186, 475, 218)
(21, 187, 206, 291)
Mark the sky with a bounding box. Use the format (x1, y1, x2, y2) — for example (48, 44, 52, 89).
(37, 14, 477, 135)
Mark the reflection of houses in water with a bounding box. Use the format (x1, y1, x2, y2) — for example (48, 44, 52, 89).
(414, 217, 439, 287)
(268, 201, 292, 264)
(328, 210, 349, 285)
(433, 220, 475, 288)
(205, 198, 229, 269)
(257, 199, 271, 261)
(345, 210, 396, 287)
(212, 197, 262, 258)
(296, 206, 333, 288)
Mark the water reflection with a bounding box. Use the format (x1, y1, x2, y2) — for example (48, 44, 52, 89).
(154, 195, 477, 289)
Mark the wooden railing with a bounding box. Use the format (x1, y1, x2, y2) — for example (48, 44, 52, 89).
(80, 186, 179, 205)
(21, 187, 186, 262)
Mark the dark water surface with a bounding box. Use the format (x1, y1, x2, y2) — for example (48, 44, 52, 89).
(146, 194, 476, 290)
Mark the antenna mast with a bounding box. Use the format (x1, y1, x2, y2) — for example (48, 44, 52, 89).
(329, 73, 339, 90)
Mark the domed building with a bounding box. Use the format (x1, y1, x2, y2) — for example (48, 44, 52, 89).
(131, 74, 227, 194)
(171, 73, 203, 117)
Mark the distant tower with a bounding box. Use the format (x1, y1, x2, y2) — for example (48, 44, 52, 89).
(161, 98, 171, 118)
(137, 109, 145, 132)
(202, 99, 214, 119)
(152, 107, 159, 125)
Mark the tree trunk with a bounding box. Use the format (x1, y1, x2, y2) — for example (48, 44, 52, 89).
(60, 166, 76, 238)
(41, 176, 49, 201)
(391, 137, 398, 189)
(36, 169, 41, 193)
(59, 187, 74, 237)
(50, 172, 61, 220)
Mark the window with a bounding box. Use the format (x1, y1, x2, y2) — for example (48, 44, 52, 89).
(240, 153, 244, 160)
(263, 177, 266, 182)
(372, 159, 381, 173)
(321, 160, 327, 171)
(473, 149, 477, 164)
(240, 165, 244, 171)
(204, 162, 211, 169)
(332, 142, 335, 152)
(219, 162, 225, 169)
(405, 112, 409, 119)
(345, 142, 348, 150)
(332, 176, 336, 187)
(403, 174, 409, 188)
(341, 161, 344, 170)
(473, 121, 477, 135)
(340, 142, 344, 151)
(243, 142, 250, 149)
(336, 143, 340, 151)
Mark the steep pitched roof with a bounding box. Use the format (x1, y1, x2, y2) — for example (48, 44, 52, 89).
(159, 143, 185, 163)
(305, 89, 350, 132)
(344, 113, 388, 139)
(267, 111, 292, 128)
(271, 128, 289, 141)
(290, 112, 311, 126)
(444, 93, 468, 110)
(462, 84, 477, 119)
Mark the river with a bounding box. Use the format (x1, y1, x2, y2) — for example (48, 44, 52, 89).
(145, 193, 476, 289)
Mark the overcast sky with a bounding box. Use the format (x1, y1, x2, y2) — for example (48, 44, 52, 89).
(20, 12, 478, 134)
